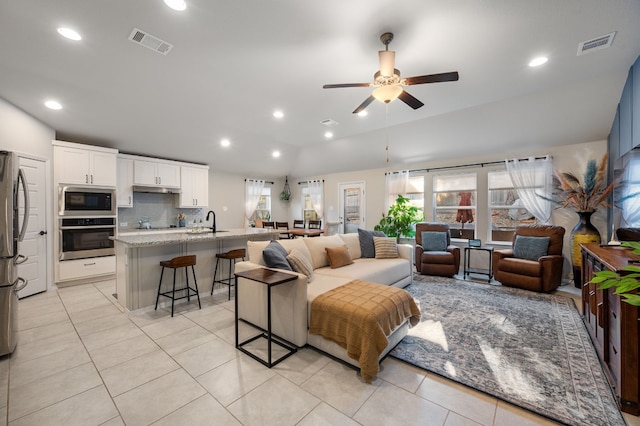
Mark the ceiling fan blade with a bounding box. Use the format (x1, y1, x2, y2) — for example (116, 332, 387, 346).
(378, 50, 396, 77)
(323, 83, 371, 89)
(404, 71, 459, 86)
(398, 90, 424, 110)
(352, 95, 375, 114)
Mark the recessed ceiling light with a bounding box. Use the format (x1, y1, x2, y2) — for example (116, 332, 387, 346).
(57, 27, 82, 41)
(44, 100, 62, 110)
(324, 131, 333, 139)
(163, 0, 187, 11)
(220, 138, 230, 147)
(273, 110, 284, 119)
(357, 111, 368, 117)
(272, 151, 281, 158)
(528, 56, 548, 67)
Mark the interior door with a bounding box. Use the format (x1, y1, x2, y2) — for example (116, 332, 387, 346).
(338, 182, 365, 234)
(17, 156, 48, 298)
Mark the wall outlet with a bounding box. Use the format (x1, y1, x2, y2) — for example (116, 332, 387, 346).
(120, 222, 128, 227)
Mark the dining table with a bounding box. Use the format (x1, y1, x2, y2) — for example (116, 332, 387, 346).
(289, 228, 324, 237)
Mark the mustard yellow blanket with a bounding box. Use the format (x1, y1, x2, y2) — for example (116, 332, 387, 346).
(308, 280, 421, 383)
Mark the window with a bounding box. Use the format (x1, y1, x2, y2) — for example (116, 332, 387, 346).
(488, 170, 538, 242)
(406, 175, 424, 218)
(250, 187, 271, 224)
(433, 173, 476, 239)
(301, 187, 320, 222)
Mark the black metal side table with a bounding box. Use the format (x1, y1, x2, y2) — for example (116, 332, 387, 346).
(463, 246, 494, 283)
(234, 268, 298, 368)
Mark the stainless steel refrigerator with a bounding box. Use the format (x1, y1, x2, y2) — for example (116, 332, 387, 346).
(0, 151, 29, 355)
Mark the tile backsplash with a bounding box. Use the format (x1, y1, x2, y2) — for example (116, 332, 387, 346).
(118, 192, 205, 229)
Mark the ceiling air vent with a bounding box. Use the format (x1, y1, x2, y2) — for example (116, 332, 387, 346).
(321, 119, 340, 127)
(577, 32, 616, 56)
(128, 28, 173, 55)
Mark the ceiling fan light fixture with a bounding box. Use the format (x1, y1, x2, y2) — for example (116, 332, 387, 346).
(372, 85, 403, 103)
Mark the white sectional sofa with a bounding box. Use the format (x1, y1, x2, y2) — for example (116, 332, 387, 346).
(234, 232, 414, 372)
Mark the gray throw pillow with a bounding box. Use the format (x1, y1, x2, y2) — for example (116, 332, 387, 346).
(513, 235, 550, 261)
(421, 231, 448, 251)
(358, 228, 386, 258)
(262, 240, 292, 270)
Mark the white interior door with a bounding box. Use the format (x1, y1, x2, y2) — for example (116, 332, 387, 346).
(338, 182, 365, 234)
(17, 156, 48, 298)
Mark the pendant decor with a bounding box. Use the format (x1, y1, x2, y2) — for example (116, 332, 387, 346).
(280, 176, 291, 202)
(570, 211, 601, 288)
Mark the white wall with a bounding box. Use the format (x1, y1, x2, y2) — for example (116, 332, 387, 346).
(0, 98, 54, 158)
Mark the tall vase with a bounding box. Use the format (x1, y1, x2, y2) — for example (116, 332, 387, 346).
(570, 211, 601, 288)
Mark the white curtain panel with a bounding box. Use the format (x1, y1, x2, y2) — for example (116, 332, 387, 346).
(622, 151, 640, 226)
(505, 156, 553, 224)
(244, 179, 265, 227)
(307, 180, 324, 220)
(385, 170, 409, 211)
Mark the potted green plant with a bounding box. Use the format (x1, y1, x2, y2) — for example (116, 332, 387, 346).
(374, 195, 423, 241)
(590, 241, 640, 306)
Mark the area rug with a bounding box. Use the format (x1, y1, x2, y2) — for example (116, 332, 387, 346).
(389, 276, 625, 426)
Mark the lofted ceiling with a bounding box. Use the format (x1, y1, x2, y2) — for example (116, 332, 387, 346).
(1, 0, 639, 178)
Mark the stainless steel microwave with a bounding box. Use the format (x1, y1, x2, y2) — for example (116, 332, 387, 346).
(59, 186, 116, 216)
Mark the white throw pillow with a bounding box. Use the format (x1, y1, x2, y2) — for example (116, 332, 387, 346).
(338, 233, 362, 259)
(303, 234, 345, 269)
(246, 240, 270, 265)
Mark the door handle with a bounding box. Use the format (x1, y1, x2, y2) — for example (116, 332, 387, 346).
(39, 230, 47, 236)
(17, 168, 30, 242)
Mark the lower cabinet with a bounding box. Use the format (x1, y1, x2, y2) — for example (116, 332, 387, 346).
(581, 243, 640, 415)
(58, 256, 116, 282)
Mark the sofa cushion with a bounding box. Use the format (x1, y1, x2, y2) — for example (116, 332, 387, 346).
(325, 245, 354, 269)
(262, 241, 292, 270)
(373, 236, 398, 259)
(421, 231, 448, 251)
(513, 235, 549, 261)
(338, 233, 362, 259)
(358, 228, 386, 258)
(315, 258, 409, 286)
(287, 248, 314, 281)
(304, 234, 346, 269)
(247, 240, 271, 265)
(498, 257, 541, 277)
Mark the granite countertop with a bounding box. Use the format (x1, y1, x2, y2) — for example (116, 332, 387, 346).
(110, 228, 279, 247)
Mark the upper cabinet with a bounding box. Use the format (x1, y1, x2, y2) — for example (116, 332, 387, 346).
(53, 141, 117, 187)
(180, 165, 209, 208)
(117, 157, 134, 208)
(133, 159, 180, 188)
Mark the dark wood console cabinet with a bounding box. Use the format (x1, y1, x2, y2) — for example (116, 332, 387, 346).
(581, 243, 640, 415)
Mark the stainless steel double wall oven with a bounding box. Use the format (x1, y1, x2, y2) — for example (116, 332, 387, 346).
(58, 186, 116, 261)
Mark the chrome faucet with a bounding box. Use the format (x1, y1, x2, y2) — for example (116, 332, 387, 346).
(206, 210, 216, 232)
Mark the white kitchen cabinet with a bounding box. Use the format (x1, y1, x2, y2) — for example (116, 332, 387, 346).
(180, 165, 209, 208)
(134, 159, 180, 188)
(117, 157, 134, 207)
(54, 142, 117, 187)
(57, 256, 116, 282)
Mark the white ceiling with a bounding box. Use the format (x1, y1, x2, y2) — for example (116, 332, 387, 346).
(1, 0, 639, 178)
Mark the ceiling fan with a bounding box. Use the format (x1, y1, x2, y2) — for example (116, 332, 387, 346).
(323, 32, 459, 114)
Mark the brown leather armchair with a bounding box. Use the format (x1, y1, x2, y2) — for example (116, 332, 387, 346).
(493, 224, 565, 293)
(415, 223, 460, 277)
(617, 227, 640, 241)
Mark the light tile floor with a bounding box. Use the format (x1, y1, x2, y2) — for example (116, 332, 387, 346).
(0, 278, 636, 426)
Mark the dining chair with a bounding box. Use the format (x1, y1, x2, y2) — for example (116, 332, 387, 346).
(262, 221, 275, 229)
(308, 220, 322, 229)
(276, 221, 292, 239)
(293, 220, 305, 229)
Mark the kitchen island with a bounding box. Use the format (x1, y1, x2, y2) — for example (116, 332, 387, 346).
(111, 228, 279, 311)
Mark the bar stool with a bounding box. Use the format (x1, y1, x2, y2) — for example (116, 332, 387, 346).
(212, 248, 246, 300)
(155, 255, 201, 317)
